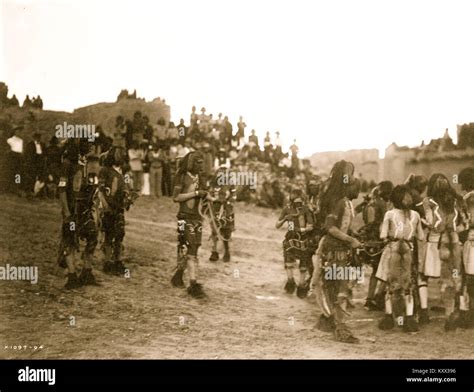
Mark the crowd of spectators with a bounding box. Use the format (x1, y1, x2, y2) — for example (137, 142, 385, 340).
(0, 103, 307, 208)
(108, 106, 305, 201)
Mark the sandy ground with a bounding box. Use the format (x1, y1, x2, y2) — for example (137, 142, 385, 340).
(0, 193, 473, 359)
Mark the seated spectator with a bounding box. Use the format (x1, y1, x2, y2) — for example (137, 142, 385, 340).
(214, 147, 230, 170)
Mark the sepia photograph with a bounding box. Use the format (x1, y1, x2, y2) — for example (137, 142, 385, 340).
(0, 0, 473, 387)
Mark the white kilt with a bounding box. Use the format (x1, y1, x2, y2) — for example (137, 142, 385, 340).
(463, 229, 474, 276)
(418, 233, 442, 278)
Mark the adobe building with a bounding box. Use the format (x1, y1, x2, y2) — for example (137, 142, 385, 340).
(382, 128, 474, 188)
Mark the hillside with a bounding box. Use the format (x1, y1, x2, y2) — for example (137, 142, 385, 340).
(0, 94, 170, 143)
(74, 97, 170, 134)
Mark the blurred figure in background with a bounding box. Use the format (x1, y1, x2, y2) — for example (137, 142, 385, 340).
(148, 144, 163, 197)
(128, 141, 144, 192)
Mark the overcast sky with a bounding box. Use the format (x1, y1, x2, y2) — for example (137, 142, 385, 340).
(2, 0, 474, 157)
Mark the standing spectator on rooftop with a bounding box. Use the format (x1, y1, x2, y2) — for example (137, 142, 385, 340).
(177, 118, 187, 144)
(290, 138, 299, 157)
(208, 113, 214, 131)
(22, 95, 32, 109)
(223, 116, 233, 149)
(264, 131, 271, 147)
(9, 95, 19, 107)
(35, 95, 43, 110)
(249, 129, 259, 146)
(290, 139, 299, 173)
(199, 107, 208, 123)
(274, 131, 282, 154)
(198, 107, 210, 134)
(236, 116, 246, 148)
(216, 113, 224, 131)
(248, 129, 260, 161)
(190, 106, 198, 127)
(264, 131, 273, 163)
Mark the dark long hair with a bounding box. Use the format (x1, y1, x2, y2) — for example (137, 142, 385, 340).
(391, 185, 410, 210)
(459, 167, 474, 192)
(427, 173, 458, 210)
(405, 174, 428, 195)
(377, 180, 394, 201)
(319, 160, 355, 221)
(175, 151, 204, 186)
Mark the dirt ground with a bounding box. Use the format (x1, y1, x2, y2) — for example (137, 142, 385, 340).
(0, 193, 473, 359)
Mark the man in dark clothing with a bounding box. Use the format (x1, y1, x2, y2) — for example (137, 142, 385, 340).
(57, 139, 99, 289)
(99, 147, 132, 276)
(171, 151, 209, 298)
